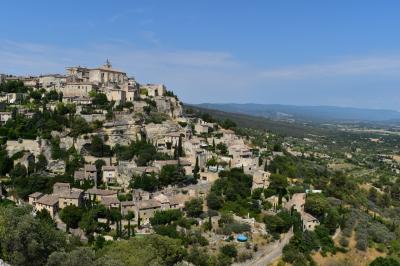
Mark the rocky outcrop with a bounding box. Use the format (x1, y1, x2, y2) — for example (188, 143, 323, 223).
(155, 96, 183, 118)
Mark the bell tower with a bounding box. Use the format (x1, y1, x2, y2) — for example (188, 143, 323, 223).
(104, 59, 112, 69)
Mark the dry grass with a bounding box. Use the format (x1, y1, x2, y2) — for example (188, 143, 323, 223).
(392, 155, 400, 163)
(312, 230, 385, 266)
(328, 163, 354, 172)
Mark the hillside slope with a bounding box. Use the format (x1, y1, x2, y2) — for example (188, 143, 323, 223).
(184, 104, 331, 137)
(195, 103, 400, 122)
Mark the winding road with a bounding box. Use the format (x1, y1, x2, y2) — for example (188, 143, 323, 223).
(234, 228, 294, 266)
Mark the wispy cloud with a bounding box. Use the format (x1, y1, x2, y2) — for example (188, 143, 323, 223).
(108, 8, 148, 23)
(0, 40, 250, 101)
(2, 40, 400, 109)
(138, 31, 161, 47)
(261, 56, 400, 79)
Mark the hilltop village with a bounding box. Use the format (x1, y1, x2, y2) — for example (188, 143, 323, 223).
(3, 61, 399, 266)
(0, 61, 326, 264)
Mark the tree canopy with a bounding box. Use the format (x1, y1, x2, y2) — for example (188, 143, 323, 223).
(0, 205, 66, 266)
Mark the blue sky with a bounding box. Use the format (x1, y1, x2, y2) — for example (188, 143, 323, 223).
(1, 1, 400, 109)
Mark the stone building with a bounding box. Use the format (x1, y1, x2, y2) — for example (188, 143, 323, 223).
(28, 192, 43, 206)
(57, 189, 84, 209)
(102, 165, 116, 184)
(252, 170, 271, 191)
(62, 82, 94, 97)
(85, 188, 118, 202)
(302, 212, 320, 231)
(140, 84, 166, 97)
(105, 88, 126, 104)
(66, 60, 128, 86)
(137, 199, 162, 224)
(35, 195, 59, 218)
(39, 74, 66, 91)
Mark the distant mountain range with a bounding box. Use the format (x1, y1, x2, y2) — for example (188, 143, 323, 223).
(193, 103, 400, 122)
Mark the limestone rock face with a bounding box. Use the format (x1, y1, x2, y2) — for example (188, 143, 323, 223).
(41, 140, 53, 161)
(6, 138, 53, 161)
(81, 114, 107, 122)
(154, 96, 183, 118)
(47, 159, 66, 174)
(59, 136, 74, 150)
(116, 160, 138, 187)
(75, 137, 92, 153)
(144, 120, 182, 142)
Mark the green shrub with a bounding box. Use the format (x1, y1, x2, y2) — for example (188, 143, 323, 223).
(220, 244, 237, 258)
(339, 237, 349, 247)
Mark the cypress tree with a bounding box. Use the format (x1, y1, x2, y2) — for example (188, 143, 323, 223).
(193, 156, 200, 179)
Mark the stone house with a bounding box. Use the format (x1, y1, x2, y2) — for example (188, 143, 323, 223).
(101, 165, 116, 184)
(105, 89, 126, 105)
(84, 164, 97, 180)
(38, 74, 66, 91)
(132, 189, 151, 201)
(252, 170, 271, 191)
(57, 189, 83, 209)
(285, 193, 320, 231)
(199, 171, 219, 183)
(35, 194, 59, 218)
(302, 212, 320, 231)
(23, 77, 39, 87)
(62, 82, 94, 97)
(28, 192, 44, 206)
(121, 201, 136, 216)
(85, 188, 118, 202)
(139, 84, 166, 97)
(153, 194, 171, 210)
(195, 123, 211, 134)
(136, 199, 162, 225)
(74, 170, 86, 184)
(53, 182, 71, 194)
(101, 196, 121, 209)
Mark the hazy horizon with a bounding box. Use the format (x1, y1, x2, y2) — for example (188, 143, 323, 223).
(189, 102, 400, 112)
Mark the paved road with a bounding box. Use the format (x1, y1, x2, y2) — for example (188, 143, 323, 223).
(234, 228, 294, 266)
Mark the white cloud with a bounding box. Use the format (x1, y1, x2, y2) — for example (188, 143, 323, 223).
(261, 55, 400, 79)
